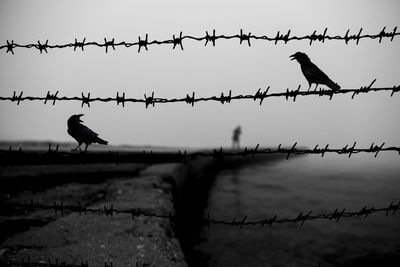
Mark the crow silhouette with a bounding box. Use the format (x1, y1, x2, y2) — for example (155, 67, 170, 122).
(67, 114, 108, 151)
(290, 52, 340, 91)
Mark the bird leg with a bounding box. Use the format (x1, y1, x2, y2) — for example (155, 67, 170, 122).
(85, 143, 89, 152)
(314, 84, 318, 91)
(72, 143, 81, 151)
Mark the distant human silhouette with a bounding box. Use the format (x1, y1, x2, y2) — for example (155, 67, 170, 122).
(232, 126, 242, 150)
(67, 114, 108, 151)
(290, 52, 340, 91)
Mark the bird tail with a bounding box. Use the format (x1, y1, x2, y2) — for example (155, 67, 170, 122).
(327, 79, 341, 91)
(96, 137, 108, 145)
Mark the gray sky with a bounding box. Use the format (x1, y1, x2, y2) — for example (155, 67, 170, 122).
(0, 0, 399, 148)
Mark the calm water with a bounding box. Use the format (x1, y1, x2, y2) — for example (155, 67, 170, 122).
(194, 154, 400, 267)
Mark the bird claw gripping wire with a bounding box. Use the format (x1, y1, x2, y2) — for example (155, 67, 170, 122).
(172, 31, 184, 50)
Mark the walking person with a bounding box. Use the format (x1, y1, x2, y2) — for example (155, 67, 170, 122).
(232, 126, 242, 150)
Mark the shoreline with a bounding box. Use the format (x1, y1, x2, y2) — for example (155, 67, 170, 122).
(0, 149, 286, 266)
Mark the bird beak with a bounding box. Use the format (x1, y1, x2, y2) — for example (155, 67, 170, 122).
(77, 114, 84, 122)
(290, 54, 296, 60)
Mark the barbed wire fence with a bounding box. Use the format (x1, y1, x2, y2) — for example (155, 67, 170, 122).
(0, 27, 398, 54)
(1, 142, 399, 164)
(1, 198, 399, 267)
(1, 200, 399, 229)
(0, 81, 399, 108)
(1, 26, 400, 265)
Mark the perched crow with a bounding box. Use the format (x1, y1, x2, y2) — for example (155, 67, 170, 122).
(290, 52, 340, 91)
(67, 114, 108, 151)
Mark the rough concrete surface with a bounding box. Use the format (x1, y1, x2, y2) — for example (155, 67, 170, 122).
(0, 163, 188, 266)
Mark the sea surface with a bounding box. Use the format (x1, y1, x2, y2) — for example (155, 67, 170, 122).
(194, 154, 400, 267)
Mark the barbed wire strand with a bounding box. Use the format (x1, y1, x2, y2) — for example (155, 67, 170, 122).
(2, 142, 399, 163)
(1, 200, 399, 229)
(1, 27, 398, 54)
(0, 257, 148, 267)
(0, 258, 89, 267)
(1, 80, 399, 108)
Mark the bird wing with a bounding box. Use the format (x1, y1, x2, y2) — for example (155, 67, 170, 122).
(75, 123, 100, 143)
(302, 62, 334, 85)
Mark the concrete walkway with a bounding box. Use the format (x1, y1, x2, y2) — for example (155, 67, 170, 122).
(1, 163, 188, 267)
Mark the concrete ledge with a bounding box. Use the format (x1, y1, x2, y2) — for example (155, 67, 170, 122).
(1, 163, 191, 266)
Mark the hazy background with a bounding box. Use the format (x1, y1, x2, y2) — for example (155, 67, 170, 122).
(0, 0, 399, 149)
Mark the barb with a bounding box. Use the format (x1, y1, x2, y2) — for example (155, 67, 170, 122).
(0, 81, 399, 108)
(1, 200, 399, 228)
(1, 27, 398, 54)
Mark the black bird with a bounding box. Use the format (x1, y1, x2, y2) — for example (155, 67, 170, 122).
(290, 52, 340, 91)
(67, 114, 108, 151)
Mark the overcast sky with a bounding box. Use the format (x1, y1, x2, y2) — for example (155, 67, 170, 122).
(0, 0, 399, 149)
